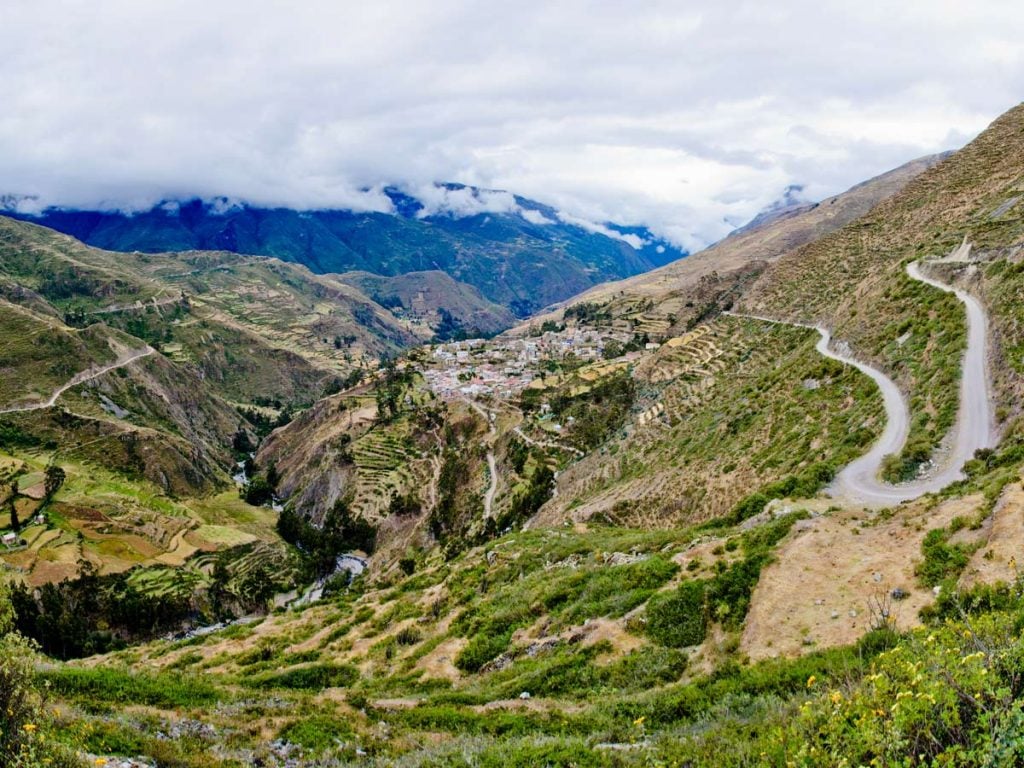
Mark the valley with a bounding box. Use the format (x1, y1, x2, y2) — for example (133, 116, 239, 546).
(3, 104, 1024, 767)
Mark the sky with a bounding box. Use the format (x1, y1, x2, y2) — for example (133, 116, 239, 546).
(2, 1, 1024, 251)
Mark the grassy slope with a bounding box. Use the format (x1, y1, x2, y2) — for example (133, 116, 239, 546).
(49, 517, 806, 765)
(43, 438, 1024, 766)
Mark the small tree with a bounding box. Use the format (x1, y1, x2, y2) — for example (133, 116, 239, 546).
(43, 464, 65, 501)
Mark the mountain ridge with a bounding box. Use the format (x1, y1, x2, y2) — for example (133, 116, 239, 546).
(1, 184, 687, 320)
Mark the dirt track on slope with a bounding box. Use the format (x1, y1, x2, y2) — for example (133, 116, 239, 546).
(732, 258, 997, 507)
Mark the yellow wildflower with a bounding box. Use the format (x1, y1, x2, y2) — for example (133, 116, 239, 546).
(806, 675, 817, 688)
(633, 716, 646, 727)
(23, 723, 37, 732)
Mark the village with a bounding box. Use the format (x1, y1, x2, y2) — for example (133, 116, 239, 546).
(419, 326, 650, 401)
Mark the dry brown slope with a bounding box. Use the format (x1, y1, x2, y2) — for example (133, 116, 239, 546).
(515, 152, 944, 331)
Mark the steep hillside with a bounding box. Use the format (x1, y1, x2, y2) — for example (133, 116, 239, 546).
(0, 217, 420, 402)
(3, 185, 686, 318)
(742, 103, 1024, 479)
(518, 153, 943, 336)
(337, 270, 515, 337)
(0, 216, 422, 602)
(534, 316, 884, 527)
(32, 425, 1024, 766)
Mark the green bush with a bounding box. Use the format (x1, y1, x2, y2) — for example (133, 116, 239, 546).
(915, 526, 972, 587)
(646, 580, 707, 647)
(247, 663, 359, 691)
(763, 611, 1024, 766)
(456, 630, 514, 673)
(1, 582, 84, 767)
(277, 715, 352, 752)
(600, 645, 688, 690)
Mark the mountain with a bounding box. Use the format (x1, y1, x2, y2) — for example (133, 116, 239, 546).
(335, 269, 515, 337)
(519, 152, 946, 336)
(1, 185, 687, 319)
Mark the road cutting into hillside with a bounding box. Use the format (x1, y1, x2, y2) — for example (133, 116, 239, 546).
(731, 259, 997, 507)
(0, 346, 155, 414)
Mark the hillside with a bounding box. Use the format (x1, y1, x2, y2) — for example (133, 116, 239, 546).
(3, 185, 687, 319)
(0, 215, 426, 608)
(337, 270, 515, 338)
(742, 102, 1024, 480)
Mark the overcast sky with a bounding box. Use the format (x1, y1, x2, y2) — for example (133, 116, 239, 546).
(2, 1, 1023, 250)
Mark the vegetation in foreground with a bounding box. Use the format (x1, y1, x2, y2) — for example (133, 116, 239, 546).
(10, 558, 1024, 766)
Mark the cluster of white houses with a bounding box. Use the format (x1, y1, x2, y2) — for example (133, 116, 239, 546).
(422, 328, 643, 400)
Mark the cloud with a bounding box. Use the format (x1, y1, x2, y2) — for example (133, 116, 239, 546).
(520, 209, 556, 226)
(1, 0, 1022, 250)
(556, 212, 649, 250)
(411, 185, 519, 218)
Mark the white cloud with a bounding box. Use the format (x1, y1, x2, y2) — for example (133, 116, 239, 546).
(520, 209, 556, 226)
(0, 0, 1022, 250)
(411, 185, 519, 218)
(556, 212, 648, 250)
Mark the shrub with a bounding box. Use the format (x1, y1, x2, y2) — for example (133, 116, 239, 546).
(396, 625, 422, 646)
(600, 646, 688, 690)
(915, 526, 972, 587)
(277, 715, 352, 752)
(456, 630, 514, 673)
(247, 663, 359, 691)
(765, 611, 1024, 766)
(645, 580, 707, 647)
(1, 588, 84, 767)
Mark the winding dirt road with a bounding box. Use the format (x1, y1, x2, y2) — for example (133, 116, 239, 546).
(0, 346, 155, 415)
(733, 259, 997, 507)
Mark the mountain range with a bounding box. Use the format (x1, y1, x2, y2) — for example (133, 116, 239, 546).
(2, 185, 685, 320)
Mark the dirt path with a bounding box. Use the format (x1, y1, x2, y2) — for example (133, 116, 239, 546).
(731, 258, 997, 507)
(460, 398, 499, 518)
(0, 346, 155, 414)
(511, 426, 584, 458)
(88, 294, 181, 315)
(483, 451, 498, 518)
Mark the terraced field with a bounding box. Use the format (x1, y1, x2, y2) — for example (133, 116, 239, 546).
(350, 428, 423, 519)
(0, 449, 284, 588)
(538, 315, 886, 528)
